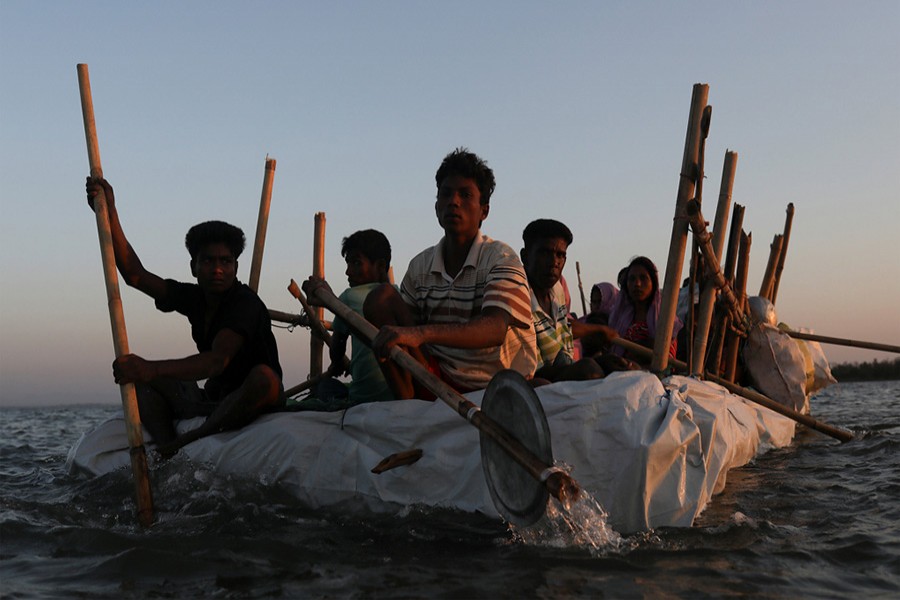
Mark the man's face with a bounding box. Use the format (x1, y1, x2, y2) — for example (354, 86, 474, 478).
(522, 237, 568, 292)
(435, 175, 489, 239)
(192, 242, 237, 294)
(344, 249, 382, 287)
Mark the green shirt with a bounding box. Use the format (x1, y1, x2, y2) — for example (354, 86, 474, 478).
(333, 283, 395, 403)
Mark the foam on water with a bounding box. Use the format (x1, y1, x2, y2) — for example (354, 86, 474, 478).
(511, 467, 623, 554)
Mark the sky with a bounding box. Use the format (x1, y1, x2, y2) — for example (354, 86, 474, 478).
(1, 1, 898, 406)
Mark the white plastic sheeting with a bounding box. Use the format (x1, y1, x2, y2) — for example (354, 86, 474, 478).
(67, 371, 795, 533)
(744, 323, 811, 414)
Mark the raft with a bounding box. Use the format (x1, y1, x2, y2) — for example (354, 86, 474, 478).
(67, 371, 795, 533)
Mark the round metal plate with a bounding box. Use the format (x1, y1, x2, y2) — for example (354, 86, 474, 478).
(479, 370, 553, 527)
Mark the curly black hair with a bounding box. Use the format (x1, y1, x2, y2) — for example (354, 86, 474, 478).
(522, 219, 573, 248)
(341, 229, 391, 267)
(185, 221, 246, 260)
(435, 147, 496, 205)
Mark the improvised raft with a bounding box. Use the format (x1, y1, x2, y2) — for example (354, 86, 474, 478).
(70, 83, 864, 532)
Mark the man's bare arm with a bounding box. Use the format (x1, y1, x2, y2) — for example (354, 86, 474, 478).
(371, 306, 511, 359)
(86, 177, 167, 301)
(113, 329, 245, 384)
(571, 320, 617, 342)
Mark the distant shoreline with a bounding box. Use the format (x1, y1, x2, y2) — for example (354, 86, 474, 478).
(831, 357, 900, 383)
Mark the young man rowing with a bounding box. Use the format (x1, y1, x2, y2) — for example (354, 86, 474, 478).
(86, 177, 284, 456)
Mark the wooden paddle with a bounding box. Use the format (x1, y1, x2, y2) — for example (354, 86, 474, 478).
(303, 281, 581, 504)
(784, 331, 900, 354)
(612, 337, 853, 442)
(77, 64, 154, 527)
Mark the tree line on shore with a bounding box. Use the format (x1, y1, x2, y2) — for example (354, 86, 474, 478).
(830, 357, 900, 382)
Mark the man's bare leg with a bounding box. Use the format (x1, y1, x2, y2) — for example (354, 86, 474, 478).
(135, 381, 180, 446)
(157, 365, 283, 456)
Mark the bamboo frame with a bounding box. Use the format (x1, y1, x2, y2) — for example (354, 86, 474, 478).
(653, 83, 709, 373)
(690, 150, 737, 375)
(248, 157, 276, 292)
(77, 64, 154, 528)
(684, 199, 747, 331)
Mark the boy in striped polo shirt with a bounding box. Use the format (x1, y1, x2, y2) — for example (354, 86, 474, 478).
(367, 148, 538, 397)
(521, 219, 619, 383)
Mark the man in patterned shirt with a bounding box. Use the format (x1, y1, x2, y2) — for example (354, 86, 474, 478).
(368, 148, 537, 398)
(521, 219, 618, 383)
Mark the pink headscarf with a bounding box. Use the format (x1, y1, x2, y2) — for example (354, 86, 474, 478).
(591, 282, 618, 316)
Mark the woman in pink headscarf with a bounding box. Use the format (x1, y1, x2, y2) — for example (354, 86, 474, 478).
(589, 282, 618, 324)
(608, 256, 682, 366)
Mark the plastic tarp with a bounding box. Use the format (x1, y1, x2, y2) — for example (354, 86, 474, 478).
(744, 323, 811, 414)
(67, 371, 795, 533)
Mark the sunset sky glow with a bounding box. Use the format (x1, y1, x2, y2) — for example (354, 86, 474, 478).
(1, 1, 898, 406)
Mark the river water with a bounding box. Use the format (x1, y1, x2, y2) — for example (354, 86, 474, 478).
(1, 380, 898, 598)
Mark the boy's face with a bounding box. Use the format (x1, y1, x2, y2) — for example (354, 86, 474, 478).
(191, 242, 237, 294)
(435, 175, 488, 239)
(344, 249, 383, 287)
(521, 236, 568, 292)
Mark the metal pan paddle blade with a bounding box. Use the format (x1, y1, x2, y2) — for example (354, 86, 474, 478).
(479, 370, 553, 527)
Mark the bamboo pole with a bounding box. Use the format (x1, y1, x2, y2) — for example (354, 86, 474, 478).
(615, 338, 853, 443)
(785, 331, 900, 354)
(770, 203, 794, 304)
(268, 308, 302, 326)
(248, 157, 276, 292)
(723, 231, 752, 381)
(690, 150, 737, 375)
(653, 83, 709, 374)
(714, 202, 745, 376)
(77, 64, 154, 528)
(284, 371, 331, 397)
(706, 313, 727, 378)
(268, 308, 334, 331)
(722, 203, 745, 283)
(758, 234, 784, 300)
(684, 243, 699, 374)
(310, 213, 326, 377)
(576, 261, 587, 316)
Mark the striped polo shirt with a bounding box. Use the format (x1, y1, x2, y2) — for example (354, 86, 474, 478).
(400, 233, 538, 390)
(531, 280, 575, 369)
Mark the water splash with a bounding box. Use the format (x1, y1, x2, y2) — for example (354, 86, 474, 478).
(511, 470, 623, 555)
